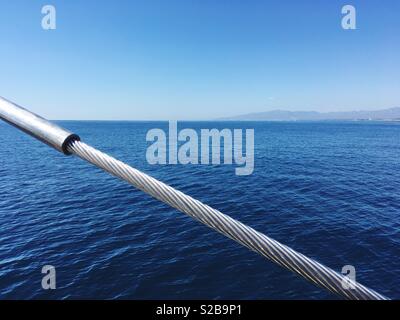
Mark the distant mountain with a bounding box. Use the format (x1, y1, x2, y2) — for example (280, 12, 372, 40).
(219, 107, 400, 121)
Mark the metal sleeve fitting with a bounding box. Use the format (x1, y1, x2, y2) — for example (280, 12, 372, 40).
(0, 96, 80, 155)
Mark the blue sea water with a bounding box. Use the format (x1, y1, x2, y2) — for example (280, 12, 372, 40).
(0, 121, 399, 300)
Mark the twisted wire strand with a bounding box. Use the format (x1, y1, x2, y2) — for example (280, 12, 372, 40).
(67, 139, 387, 300)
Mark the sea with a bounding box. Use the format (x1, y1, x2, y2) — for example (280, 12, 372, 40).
(0, 121, 399, 299)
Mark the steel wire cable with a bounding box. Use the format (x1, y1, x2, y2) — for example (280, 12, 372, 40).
(67, 139, 387, 300)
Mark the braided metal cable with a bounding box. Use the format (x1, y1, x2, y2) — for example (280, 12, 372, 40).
(67, 140, 388, 300)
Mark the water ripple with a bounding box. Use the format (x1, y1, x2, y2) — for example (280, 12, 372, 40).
(0, 121, 399, 299)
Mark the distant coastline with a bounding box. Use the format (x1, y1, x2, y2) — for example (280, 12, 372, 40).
(218, 107, 400, 121)
(1, 107, 399, 122)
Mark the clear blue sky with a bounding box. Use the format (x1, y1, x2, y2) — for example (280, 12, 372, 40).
(0, 0, 399, 120)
